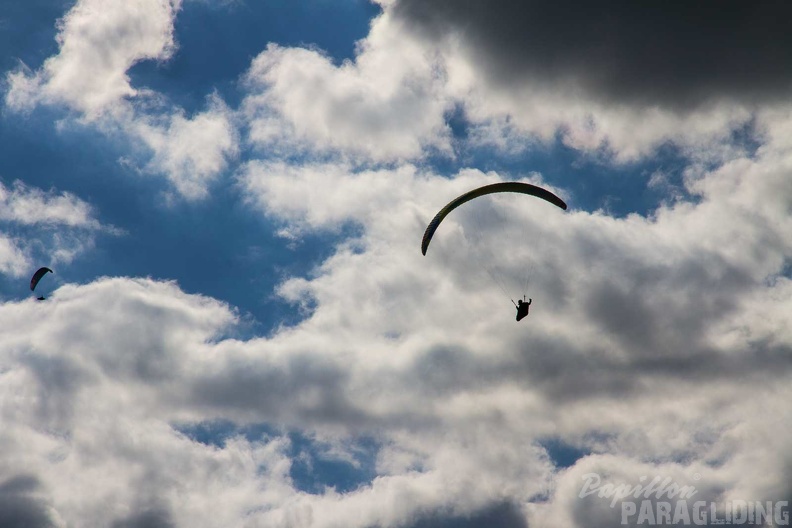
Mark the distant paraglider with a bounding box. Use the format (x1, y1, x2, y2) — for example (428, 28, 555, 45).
(421, 182, 567, 320)
(30, 267, 53, 300)
(516, 297, 532, 321)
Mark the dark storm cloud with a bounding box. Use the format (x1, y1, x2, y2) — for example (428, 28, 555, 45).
(0, 475, 55, 528)
(391, 0, 792, 109)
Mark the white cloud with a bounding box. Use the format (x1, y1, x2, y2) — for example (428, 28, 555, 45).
(0, 180, 108, 278)
(241, 11, 454, 162)
(0, 278, 298, 526)
(6, 0, 181, 118)
(4, 143, 792, 525)
(133, 95, 239, 200)
(4, 0, 238, 201)
(0, 236, 28, 277)
(236, 1, 762, 166)
(2, 181, 791, 525)
(0, 180, 99, 228)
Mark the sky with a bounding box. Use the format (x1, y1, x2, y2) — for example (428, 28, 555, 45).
(1, 1, 792, 527)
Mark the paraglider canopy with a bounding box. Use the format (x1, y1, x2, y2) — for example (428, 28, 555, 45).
(30, 267, 53, 292)
(421, 182, 567, 255)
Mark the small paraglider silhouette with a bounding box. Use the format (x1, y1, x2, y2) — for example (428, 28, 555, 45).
(30, 267, 52, 301)
(515, 297, 532, 322)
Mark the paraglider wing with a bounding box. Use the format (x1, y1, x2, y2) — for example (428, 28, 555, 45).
(30, 267, 53, 291)
(421, 182, 567, 255)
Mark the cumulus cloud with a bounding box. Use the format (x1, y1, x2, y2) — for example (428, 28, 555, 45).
(357, 0, 777, 161)
(4, 139, 792, 525)
(0, 279, 294, 526)
(0, 180, 108, 276)
(241, 12, 454, 162)
(0, 275, 555, 527)
(0, 180, 100, 228)
(132, 95, 239, 200)
(6, 0, 181, 117)
(235, 2, 774, 166)
(5, 134, 792, 526)
(4, 0, 238, 201)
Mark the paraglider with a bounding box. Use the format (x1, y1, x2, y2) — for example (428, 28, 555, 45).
(30, 267, 52, 300)
(516, 297, 532, 321)
(421, 182, 567, 320)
